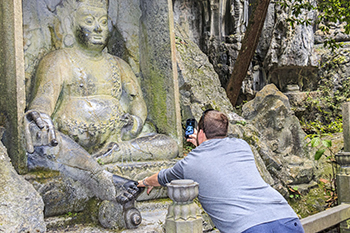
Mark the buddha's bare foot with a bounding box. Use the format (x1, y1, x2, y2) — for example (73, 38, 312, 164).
(112, 175, 144, 204)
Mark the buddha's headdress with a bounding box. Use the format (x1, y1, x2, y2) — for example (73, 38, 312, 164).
(76, 0, 108, 9)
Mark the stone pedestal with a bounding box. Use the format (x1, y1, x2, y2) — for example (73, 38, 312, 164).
(336, 152, 350, 232)
(337, 102, 350, 232)
(343, 103, 350, 152)
(165, 179, 202, 233)
(336, 152, 350, 204)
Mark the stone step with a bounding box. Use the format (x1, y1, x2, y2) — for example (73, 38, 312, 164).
(45, 199, 170, 232)
(45, 199, 218, 232)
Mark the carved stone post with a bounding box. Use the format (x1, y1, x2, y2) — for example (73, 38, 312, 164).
(335, 102, 350, 232)
(165, 180, 203, 233)
(0, 0, 27, 173)
(139, 0, 182, 151)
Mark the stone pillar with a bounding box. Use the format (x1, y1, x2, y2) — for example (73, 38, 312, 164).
(342, 102, 350, 152)
(0, 0, 26, 173)
(165, 179, 203, 233)
(139, 0, 182, 150)
(336, 102, 350, 232)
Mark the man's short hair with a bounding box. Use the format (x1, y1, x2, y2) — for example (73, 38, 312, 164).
(198, 110, 228, 139)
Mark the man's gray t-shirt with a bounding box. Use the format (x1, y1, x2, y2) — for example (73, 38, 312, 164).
(158, 137, 297, 233)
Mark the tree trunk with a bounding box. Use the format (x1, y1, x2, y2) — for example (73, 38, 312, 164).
(225, 0, 271, 106)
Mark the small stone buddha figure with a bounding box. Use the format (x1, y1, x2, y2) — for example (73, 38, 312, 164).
(24, 0, 178, 204)
(264, 103, 293, 157)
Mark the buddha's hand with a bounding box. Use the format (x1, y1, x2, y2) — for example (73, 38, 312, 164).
(24, 111, 58, 153)
(120, 113, 143, 141)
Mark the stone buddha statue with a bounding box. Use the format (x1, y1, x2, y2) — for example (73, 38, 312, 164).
(24, 0, 178, 206)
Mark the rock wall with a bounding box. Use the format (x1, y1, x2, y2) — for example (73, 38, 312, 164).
(0, 133, 46, 232)
(172, 0, 350, 105)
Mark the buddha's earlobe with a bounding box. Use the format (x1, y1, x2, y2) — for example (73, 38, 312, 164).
(63, 34, 75, 48)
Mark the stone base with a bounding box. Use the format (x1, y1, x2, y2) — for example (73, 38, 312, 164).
(45, 199, 218, 233)
(104, 159, 180, 201)
(23, 159, 180, 218)
(165, 218, 203, 233)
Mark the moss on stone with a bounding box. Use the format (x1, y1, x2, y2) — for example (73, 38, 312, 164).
(289, 186, 328, 218)
(242, 132, 260, 145)
(82, 198, 101, 224)
(26, 168, 60, 183)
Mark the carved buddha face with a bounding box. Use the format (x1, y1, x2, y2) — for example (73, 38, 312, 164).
(74, 3, 109, 52)
(275, 108, 287, 131)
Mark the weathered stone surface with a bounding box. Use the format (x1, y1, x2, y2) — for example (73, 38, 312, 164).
(98, 200, 125, 229)
(4, 1, 349, 231)
(139, 0, 182, 143)
(44, 200, 220, 233)
(175, 20, 234, 120)
(0, 0, 27, 173)
(24, 172, 93, 217)
(242, 84, 315, 185)
(0, 141, 46, 232)
(108, 0, 142, 76)
(342, 103, 350, 152)
(315, 22, 350, 45)
(263, 2, 318, 69)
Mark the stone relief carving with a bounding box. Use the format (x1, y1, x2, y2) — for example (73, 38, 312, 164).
(243, 84, 314, 185)
(23, 0, 178, 229)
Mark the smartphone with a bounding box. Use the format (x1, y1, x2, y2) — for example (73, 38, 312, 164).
(185, 119, 196, 139)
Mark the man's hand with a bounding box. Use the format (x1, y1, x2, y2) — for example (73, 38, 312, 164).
(137, 173, 160, 195)
(24, 111, 58, 153)
(186, 128, 198, 147)
(137, 179, 154, 195)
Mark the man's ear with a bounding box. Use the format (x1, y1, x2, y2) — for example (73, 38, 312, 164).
(197, 129, 207, 145)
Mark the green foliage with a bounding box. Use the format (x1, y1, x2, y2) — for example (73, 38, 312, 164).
(66, 212, 78, 218)
(278, 0, 350, 51)
(306, 134, 334, 161)
(279, 0, 314, 26)
(305, 133, 338, 208)
(318, 0, 350, 33)
(289, 184, 332, 218)
(235, 100, 248, 116)
(235, 120, 247, 126)
(300, 55, 350, 135)
(97, 158, 104, 165)
(289, 186, 301, 199)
